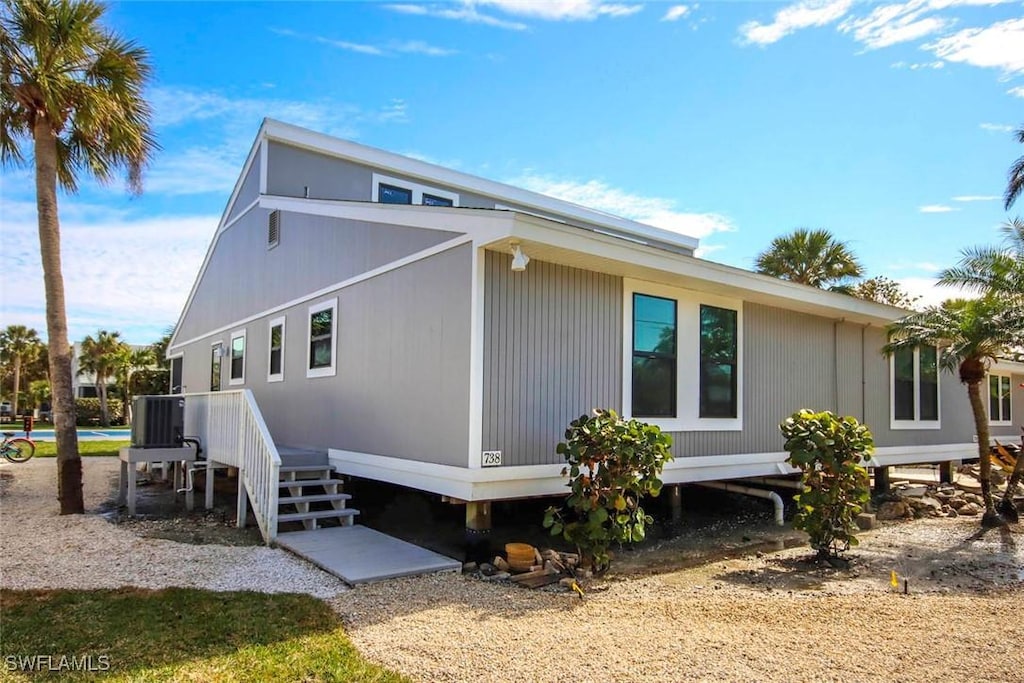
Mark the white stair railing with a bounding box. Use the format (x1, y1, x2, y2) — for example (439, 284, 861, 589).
(183, 390, 281, 544)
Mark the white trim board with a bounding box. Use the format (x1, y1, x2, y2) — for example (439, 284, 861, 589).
(329, 444, 977, 502)
(169, 235, 473, 352)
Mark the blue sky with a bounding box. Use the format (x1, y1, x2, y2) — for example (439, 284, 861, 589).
(2, 0, 1022, 344)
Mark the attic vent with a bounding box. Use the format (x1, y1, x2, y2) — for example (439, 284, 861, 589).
(268, 210, 280, 249)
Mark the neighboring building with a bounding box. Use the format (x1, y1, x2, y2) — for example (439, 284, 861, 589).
(168, 119, 1023, 524)
(71, 342, 152, 398)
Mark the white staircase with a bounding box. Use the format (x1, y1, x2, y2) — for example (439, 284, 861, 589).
(276, 451, 359, 531)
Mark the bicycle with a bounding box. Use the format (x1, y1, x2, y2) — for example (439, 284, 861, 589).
(1, 431, 35, 463)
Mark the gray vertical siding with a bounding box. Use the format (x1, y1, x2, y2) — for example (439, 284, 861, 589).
(482, 253, 622, 466)
(175, 209, 459, 343)
(265, 142, 496, 206)
(225, 149, 261, 223)
(180, 242, 473, 467)
(481, 260, 981, 467)
(262, 141, 694, 257)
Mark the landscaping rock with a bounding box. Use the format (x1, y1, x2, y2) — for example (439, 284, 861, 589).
(958, 502, 982, 516)
(877, 500, 910, 520)
(855, 513, 876, 530)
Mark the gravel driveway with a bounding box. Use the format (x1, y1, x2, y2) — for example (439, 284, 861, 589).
(0, 457, 346, 598)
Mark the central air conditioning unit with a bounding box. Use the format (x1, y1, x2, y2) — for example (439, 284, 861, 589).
(131, 396, 185, 448)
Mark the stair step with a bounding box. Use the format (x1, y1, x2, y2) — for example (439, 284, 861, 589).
(280, 464, 336, 474)
(279, 493, 352, 505)
(278, 478, 338, 489)
(278, 508, 359, 523)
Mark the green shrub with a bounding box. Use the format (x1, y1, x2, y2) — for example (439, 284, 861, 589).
(780, 409, 873, 560)
(543, 409, 674, 574)
(75, 397, 124, 426)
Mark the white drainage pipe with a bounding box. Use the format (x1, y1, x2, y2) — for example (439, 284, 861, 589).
(697, 481, 786, 526)
(736, 476, 804, 490)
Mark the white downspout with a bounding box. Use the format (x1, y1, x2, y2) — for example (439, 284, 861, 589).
(697, 481, 786, 526)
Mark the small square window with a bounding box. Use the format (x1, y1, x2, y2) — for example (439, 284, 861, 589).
(989, 373, 1012, 424)
(229, 330, 246, 385)
(379, 184, 412, 205)
(268, 316, 285, 383)
(307, 299, 337, 378)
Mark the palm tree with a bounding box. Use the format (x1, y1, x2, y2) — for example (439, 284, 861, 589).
(884, 297, 1024, 528)
(754, 228, 864, 289)
(115, 344, 154, 424)
(1, 0, 156, 514)
(940, 218, 1024, 304)
(77, 330, 126, 427)
(940, 220, 1024, 520)
(0, 324, 43, 418)
(1006, 124, 1024, 211)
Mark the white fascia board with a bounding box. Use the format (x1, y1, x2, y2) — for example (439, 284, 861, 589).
(259, 195, 513, 241)
(330, 444, 974, 501)
(261, 118, 699, 252)
(501, 215, 907, 326)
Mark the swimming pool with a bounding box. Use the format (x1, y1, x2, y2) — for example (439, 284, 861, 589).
(5, 429, 131, 441)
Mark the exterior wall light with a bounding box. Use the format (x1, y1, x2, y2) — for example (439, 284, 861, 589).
(510, 241, 530, 272)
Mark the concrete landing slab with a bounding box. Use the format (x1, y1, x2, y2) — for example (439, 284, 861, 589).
(277, 525, 461, 584)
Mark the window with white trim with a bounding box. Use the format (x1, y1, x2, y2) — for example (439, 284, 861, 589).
(890, 345, 940, 429)
(988, 372, 1012, 425)
(307, 298, 337, 378)
(210, 342, 223, 392)
(372, 173, 458, 207)
(623, 279, 743, 432)
(229, 330, 246, 385)
(268, 316, 285, 383)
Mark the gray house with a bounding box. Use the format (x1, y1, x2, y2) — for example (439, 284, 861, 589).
(168, 119, 1022, 536)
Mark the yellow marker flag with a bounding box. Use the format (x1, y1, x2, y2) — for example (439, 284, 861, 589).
(890, 571, 898, 588)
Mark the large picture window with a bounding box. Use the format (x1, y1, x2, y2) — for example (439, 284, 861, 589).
(268, 316, 285, 383)
(891, 345, 940, 429)
(307, 298, 337, 378)
(631, 294, 677, 418)
(989, 372, 1012, 424)
(623, 280, 743, 432)
(229, 330, 246, 385)
(699, 305, 738, 418)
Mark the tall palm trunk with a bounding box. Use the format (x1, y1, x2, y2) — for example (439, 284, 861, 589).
(966, 379, 1002, 527)
(11, 356, 21, 418)
(97, 371, 109, 427)
(998, 430, 1024, 522)
(34, 119, 83, 515)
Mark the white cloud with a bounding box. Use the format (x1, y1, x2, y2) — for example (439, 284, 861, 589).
(384, 3, 528, 30)
(508, 174, 734, 240)
(0, 198, 213, 344)
(952, 194, 999, 201)
(662, 5, 691, 22)
(979, 122, 1014, 132)
(924, 17, 1024, 74)
(919, 204, 959, 212)
(270, 27, 457, 57)
(1008, 85, 1024, 98)
(896, 276, 973, 308)
(891, 59, 945, 69)
(475, 0, 642, 20)
(739, 0, 853, 46)
(383, 1, 641, 29)
(839, 1, 954, 50)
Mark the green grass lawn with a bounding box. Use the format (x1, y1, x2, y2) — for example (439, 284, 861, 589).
(30, 441, 127, 458)
(0, 588, 406, 682)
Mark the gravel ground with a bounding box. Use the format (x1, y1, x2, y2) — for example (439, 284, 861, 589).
(3, 456, 1022, 682)
(0, 457, 346, 598)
